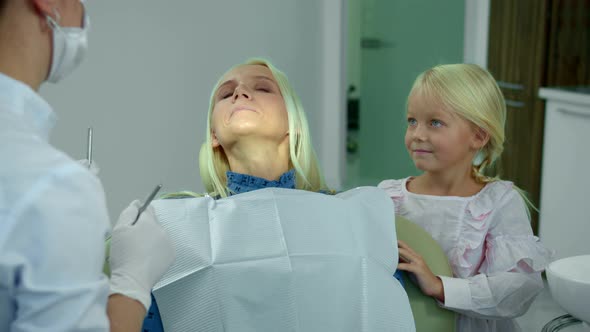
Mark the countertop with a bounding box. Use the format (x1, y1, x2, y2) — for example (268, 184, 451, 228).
(539, 86, 590, 106)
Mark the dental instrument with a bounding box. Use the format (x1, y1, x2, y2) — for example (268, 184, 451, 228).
(86, 127, 93, 168)
(132, 184, 162, 225)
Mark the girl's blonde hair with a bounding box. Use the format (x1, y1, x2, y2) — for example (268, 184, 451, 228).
(409, 63, 506, 184)
(199, 58, 326, 197)
(409, 63, 536, 214)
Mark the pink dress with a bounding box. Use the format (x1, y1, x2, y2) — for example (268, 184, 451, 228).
(379, 177, 554, 332)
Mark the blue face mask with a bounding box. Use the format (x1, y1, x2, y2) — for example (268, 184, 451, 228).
(45, 1, 90, 83)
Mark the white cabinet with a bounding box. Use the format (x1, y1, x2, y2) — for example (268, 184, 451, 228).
(538, 87, 590, 260)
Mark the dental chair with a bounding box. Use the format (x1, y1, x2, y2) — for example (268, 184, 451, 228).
(103, 238, 111, 277)
(395, 215, 456, 332)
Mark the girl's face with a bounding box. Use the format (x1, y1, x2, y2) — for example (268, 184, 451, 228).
(405, 91, 483, 174)
(210, 64, 289, 148)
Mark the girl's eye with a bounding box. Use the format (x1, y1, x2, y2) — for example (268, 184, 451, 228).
(431, 119, 443, 128)
(407, 118, 417, 126)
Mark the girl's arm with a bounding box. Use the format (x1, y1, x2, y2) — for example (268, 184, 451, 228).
(438, 190, 552, 319)
(437, 270, 543, 319)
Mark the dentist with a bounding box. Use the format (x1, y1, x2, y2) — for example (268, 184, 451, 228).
(0, 0, 175, 331)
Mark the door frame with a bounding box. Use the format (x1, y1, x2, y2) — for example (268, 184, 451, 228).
(464, 0, 491, 67)
(322, 0, 347, 190)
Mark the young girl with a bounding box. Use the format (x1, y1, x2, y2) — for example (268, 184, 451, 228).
(379, 64, 553, 332)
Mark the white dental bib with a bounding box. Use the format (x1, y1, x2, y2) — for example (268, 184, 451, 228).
(152, 187, 415, 331)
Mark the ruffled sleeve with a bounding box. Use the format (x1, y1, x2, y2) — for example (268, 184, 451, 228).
(449, 181, 554, 278)
(441, 183, 553, 319)
(447, 181, 516, 275)
(477, 182, 554, 275)
(377, 178, 407, 215)
(480, 234, 553, 275)
(433, 181, 554, 320)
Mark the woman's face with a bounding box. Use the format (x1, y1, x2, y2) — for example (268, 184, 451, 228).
(210, 64, 289, 148)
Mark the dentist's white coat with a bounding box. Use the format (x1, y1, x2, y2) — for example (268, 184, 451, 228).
(0, 73, 111, 331)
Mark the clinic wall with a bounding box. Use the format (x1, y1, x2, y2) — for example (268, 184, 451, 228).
(41, 0, 345, 222)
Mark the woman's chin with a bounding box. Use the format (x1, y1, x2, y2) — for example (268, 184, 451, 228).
(222, 120, 262, 133)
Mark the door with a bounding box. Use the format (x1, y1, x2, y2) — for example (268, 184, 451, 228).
(356, 0, 465, 186)
(487, 0, 550, 233)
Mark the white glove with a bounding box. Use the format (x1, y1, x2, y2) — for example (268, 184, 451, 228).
(78, 159, 100, 176)
(108, 200, 175, 310)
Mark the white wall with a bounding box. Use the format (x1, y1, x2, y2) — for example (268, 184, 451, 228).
(41, 0, 345, 221)
(346, 0, 361, 99)
(463, 0, 490, 67)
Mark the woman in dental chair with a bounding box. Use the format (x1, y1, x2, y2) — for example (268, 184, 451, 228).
(141, 58, 409, 331)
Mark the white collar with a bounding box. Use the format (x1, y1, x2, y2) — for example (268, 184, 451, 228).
(0, 72, 56, 141)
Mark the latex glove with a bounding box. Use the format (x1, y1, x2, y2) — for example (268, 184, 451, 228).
(78, 159, 100, 176)
(108, 200, 175, 310)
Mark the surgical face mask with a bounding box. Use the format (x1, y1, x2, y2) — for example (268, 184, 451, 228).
(45, 3, 90, 83)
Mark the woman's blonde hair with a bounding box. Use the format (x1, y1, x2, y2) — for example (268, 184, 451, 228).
(199, 58, 326, 197)
(409, 63, 506, 184)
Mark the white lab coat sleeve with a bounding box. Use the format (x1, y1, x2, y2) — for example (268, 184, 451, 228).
(437, 190, 552, 319)
(7, 163, 111, 331)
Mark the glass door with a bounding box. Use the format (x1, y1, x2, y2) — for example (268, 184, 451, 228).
(346, 0, 465, 187)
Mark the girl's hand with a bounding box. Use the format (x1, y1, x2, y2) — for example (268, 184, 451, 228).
(397, 240, 445, 302)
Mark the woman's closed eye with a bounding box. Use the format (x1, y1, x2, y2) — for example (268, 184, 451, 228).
(255, 84, 272, 93)
(216, 87, 235, 100)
